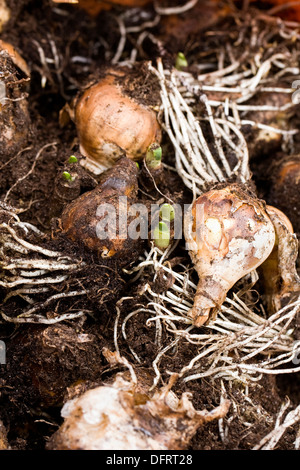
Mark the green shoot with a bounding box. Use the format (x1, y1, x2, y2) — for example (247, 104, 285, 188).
(146, 143, 162, 169)
(175, 52, 188, 70)
(68, 155, 78, 164)
(159, 203, 175, 222)
(153, 221, 170, 250)
(62, 171, 73, 182)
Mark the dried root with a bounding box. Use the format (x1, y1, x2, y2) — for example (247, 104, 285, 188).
(149, 59, 250, 196)
(253, 399, 300, 450)
(119, 245, 300, 389)
(135, 8, 300, 379)
(176, 8, 300, 157)
(0, 203, 88, 324)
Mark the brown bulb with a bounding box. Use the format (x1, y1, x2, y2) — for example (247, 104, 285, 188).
(184, 184, 276, 327)
(268, 156, 300, 235)
(0, 40, 30, 158)
(60, 157, 143, 264)
(74, 69, 161, 174)
(260, 205, 300, 312)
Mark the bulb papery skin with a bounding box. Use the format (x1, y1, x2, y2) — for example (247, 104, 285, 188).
(75, 72, 161, 174)
(261, 205, 300, 312)
(184, 184, 276, 326)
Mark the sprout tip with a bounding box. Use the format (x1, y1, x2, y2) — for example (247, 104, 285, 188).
(159, 203, 175, 222)
(153, 221, 170, 250)
(68, 155, 78, 164)
(62, 171, 73, 182)
(146, 143, 162, 169)
(175, 52, 188, 70)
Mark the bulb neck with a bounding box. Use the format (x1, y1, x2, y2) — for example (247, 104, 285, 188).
(188, 276, 229, 327)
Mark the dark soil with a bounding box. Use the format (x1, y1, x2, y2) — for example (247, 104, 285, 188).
(0, 0, 299, 451)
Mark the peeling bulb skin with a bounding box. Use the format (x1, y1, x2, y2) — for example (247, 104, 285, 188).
(184, 184, 276, 327)
(60, 157, 141, 264)
(74, 70, 162, 175)
(0, 41, 30, 158)
(266, 205, 294, 235)
(0, 40, 30, 77)
(261, 205, 300, 312)
(47, 372, 230, 450)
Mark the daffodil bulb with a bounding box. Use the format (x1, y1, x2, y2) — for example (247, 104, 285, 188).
(47, 372, 230, 450)
(60, 156, 142, 264)
(184, 184, 276, 326)
(74, 69, 161, 174)
(261, 205, 300, 312)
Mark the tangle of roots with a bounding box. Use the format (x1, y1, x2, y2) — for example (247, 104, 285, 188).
(0, 203, 90, 324)
(172, 8, 300, 152)
(149, 58, 251, 196)
(117, 244, 300, 391)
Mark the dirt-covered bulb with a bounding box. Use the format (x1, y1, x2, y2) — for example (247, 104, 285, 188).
(60, 157, 143, 264)
(0, 40, 30, 158)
